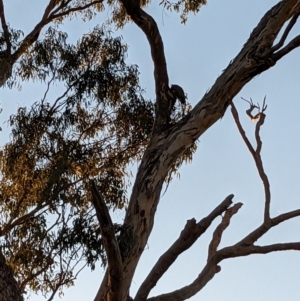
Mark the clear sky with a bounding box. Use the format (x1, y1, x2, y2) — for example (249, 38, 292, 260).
(1, 0, 300, 300)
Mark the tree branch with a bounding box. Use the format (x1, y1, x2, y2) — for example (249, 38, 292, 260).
(96, 1, 300, 299)
(90, 181, 123, 301)
(272, 209, 300, 224)
(231, 101, 271, 221)
(147, 256, 220, 301)
(120, 0, 172, 127)
(272, 35, 300, 61)
(270, 9, 300, 53)
(219, 242, 300, 259)
(0, 0, 11, 53)
(49, 1, 103, 20)
(230, 103, 256, 157)
(12, 0, 104, 61)
(208, 202, 242, 260)
(135, 195, 234, 301)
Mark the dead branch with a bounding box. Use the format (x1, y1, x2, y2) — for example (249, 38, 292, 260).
(147, 256, 221, 301)
(272, 209, 300, 224)
(208, 203, 242, 260)
(242, 97, 260, 121)
(269, 9, 300, 53)
(235, 207, 300, 247)
(219, 242, 300, 259)
(135, 195, 234, 301)
(91, 181, 123, 301)
(231, 100, 271, 222)
(272, 35, 300, 61)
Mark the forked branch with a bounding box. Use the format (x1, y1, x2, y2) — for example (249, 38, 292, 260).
(231, 100, 270, 221)
(270, 9, 300, 53)
(135, 195, 234, 301)
(12, 0, 104, 61)
(208, 202, 242, 260)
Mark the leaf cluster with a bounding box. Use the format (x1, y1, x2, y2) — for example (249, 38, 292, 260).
(159, 0, 207, 23)
(0, 25, 154, 297)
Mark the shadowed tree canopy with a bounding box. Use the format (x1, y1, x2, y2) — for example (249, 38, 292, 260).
(0, 0, 300, 301)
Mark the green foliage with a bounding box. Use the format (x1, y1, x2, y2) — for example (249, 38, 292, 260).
(159, 0, 207, 23)
(0, 0, 206, 298)
(0, 25, 154, 297)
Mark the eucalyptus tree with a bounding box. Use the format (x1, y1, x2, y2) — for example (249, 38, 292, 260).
(0, 1, 300, 301)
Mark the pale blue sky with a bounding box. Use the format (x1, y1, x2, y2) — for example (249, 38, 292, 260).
(1, 0, 300, 300)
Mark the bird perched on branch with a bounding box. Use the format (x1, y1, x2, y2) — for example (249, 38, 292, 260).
(170, 84, 186, 116)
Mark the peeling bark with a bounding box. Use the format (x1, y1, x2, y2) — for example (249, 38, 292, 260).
(94, 1, 300, 300)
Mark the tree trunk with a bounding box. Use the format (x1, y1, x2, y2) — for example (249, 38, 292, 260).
(0, 250, 23, 301)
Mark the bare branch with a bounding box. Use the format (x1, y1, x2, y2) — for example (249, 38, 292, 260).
(147, 258, 220, 301)
(270, 10, 300, 53)
(272, 209, 300, 225)
(242, 97, 260, 121)
(208, 203, 242, 260)
(231, 101, 271, 222)
(230, 102, 256, 157)
(90, 181, 123, 301)
(235, 208, 300, 247)
(0, 0, 11, 53)
(246, 243, 300, 254)
(272, 35, 300, 61)
(135, 195, 234, 301)
(220, 243, 300, 259)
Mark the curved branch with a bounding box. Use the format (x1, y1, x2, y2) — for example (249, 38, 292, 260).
(91, 181, 123, 301)
(96, 1, 300, 299)
(0, 0, 11, 53)
(12, 0, 104, 61)
(231, 101, 271, 221)
(147, 256, 221, 301)
(272, 35, 300, 61)
(120, 0, 171, 127)
(270, 9, 300, 53)
(135, 195, 234, 301)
